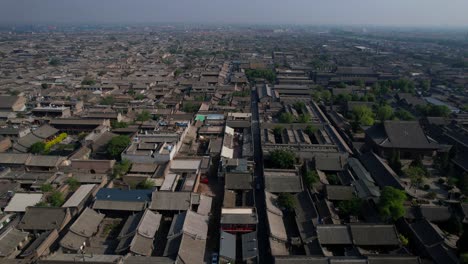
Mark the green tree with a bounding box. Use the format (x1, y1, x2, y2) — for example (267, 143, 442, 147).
(107, 136, 131, 160)
(304, 170, 319, 188)
(279, 112, 294, 123)
(395, 109, 415, 121)
(136, 110, 152, 122)
(48, 57, 61, 66)
(352, 105, 375, 126)
(327, 174, 340, 185)
(81, 78, 96, 86)
(182, 102, 200, 113)
(376, 105, 394, 122)
(399, 234, 409, 246)
(245, 69, 276, 83)
(417, 104, 450, 117)
(321, 90, 332, 103)
(421, 80, 431, 92)
(334, 93, 352, 104)
(113, 159, 132, 178)
(174, 68, 183, 77)
(78, 132, 89, 140)
(293, 102, 306, 113)
(111, 121, 128, 129)
(41, 83, 49, 89)
(355, 80, 365, 88)
(100, 96, 115, 105)
(35, 201, 49, 207)
(404, 166, 426, 189)
(378, 186, 406, 221)
(134, 94, 146, 100)
(305, 125, 318, 136)
(270, 149, 296, 169)
(273, 126, 283, 137)
(336, 82, 346, 88)
(277, 193, 295, 210)
(338, 197, 362, 216)
(389, 149, 403, 175)
(394, 79, 415, 93)
(136, 179, 155, 189)
(298, 114, 311, 123)
(40, 183, 54, 192)
(66, 178, 81, 192)
(30, 142, 46, 154)
(48, 191, 65, 207)
(218, 99, 228, 106)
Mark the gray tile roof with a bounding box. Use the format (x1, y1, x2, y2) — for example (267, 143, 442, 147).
(264, 170, 303, 193)
(325, 185, 355, 201)
(242, 231, 258, 260)
(150, 191, 192, 211)
(349, 224, 400, 246)
(0, 228, 28, 257)
(225, 172, 252, 190)
(316, 225, 352, 245)
(17, 207, 69, 231)
(219, 231, 236, 261)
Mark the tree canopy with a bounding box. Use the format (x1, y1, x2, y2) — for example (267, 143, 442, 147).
(48, 191, 65, 207)
(279, 112, 294, 123)
(81, 78, 96, 86)
(376, 105, 394, 122)
(40, 183, 54, 192)
(395, 109, 415, 121)
(404, 166, 426, 189)
(417, 104, 450, 117)
(107, 136, 131, 160)
(30, 142, 46, 154)
(136, 179, 155, 189)
(269, 149, 296, 169)
(111, 121, 128, 129)
(113, 159, 132, 178)
(298, 114, 311, 123)
(48, 57, 61, 66)
(277, 193, 295, 210)
(352, 105, 375, 126)
(338, 197, 363, 216)
(136, 110, 152, 122)
(245, 69, 276, 83)
(304, 170, 319, 188)
(100, 96, 115, 105)
(66, 178, 81, 191)
(378, 186, 406, 221)
(305, 125, 318, 136)
(273, 126, 283, 137)
(182, 102, 200, 113)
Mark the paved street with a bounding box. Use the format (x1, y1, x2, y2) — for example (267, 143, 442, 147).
(251, 88, 272, 263)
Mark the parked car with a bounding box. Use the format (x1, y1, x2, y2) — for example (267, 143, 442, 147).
(212, 252, 219, 264)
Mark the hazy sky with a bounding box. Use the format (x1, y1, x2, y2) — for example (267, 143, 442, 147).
(1, 0, 468, 27)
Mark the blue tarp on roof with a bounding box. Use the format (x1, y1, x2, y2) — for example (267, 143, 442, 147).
(95, 188, 152, 202)
(206, 114, 224, 120)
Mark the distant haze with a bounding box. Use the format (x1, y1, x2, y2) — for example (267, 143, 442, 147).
(1, 0, 468, 27)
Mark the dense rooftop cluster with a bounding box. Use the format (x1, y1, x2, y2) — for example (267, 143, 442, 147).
(0, 25, 467, 264)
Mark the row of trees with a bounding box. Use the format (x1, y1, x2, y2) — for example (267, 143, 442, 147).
(245, 69, 276, 83)
(278, 112, 311, 124)
(350, 104, 417, 131)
